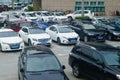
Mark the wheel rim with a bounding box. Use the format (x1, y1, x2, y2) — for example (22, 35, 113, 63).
(84, 36, 88, 42)
(73, 64, 79, 77)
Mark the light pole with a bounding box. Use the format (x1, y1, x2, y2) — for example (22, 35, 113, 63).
(81, 0, 84, 16)
(11, 0, 14, 10)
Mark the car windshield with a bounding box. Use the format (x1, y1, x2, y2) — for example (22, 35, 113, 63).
(55, 13, 65, 16)
(9, 15, 19, 19)
(42, 13, 50, 16)
(26, 54, 61, 72)
(0, 31, 17, 37)
(20, 22, 32, 28)
(26, 13, 36, 17)
(58, 26, 74, 33)
(101, 51, 120, 66)
(83, 24, 96, 29)
(29, 28, 45, 34)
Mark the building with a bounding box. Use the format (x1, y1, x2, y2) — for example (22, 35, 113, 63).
(33, 0, 120, 16)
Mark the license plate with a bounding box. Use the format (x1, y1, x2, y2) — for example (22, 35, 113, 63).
(11, 45, 19, 49)
(98, 36, 103, 39)
(40, 42, 47, 45)
(70, 40, 77, 43)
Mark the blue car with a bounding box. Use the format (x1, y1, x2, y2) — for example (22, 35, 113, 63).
(31, 21, 49, 30)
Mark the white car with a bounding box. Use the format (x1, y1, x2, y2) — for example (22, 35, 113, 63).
(66, 10, 94, 21)
(52, 12, 68, 23)
(0, 29, 24, 51)
(36, 11, 54, 22)
(46, 24, 79, 45)
(18, 27, 52, 47)
(19, 12, 38, 22)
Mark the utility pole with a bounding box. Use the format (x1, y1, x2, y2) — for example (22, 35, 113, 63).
(81, 0, 84, 16)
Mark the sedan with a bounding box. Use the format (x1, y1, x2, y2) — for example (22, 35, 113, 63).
(0, 29, 24, 51)
(19, 27, 52, 47)
(46, 24, 79, 45)
(18, 45, 69, 80)
(71, 20, 107, 42)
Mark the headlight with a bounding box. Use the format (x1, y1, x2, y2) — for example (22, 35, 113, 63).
(88, 33, 94, 36)
(113, 32, 119, 35)
(32, 38, 38, 42)
(116, 74, 120, 79)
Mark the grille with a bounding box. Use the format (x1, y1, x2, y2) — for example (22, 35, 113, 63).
(38, 38, 50, 42)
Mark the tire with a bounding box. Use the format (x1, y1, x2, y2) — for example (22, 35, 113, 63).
(72, 63, 80, 78)
(57, 38, 61, 45)
(68, 16, 73, 21)
(28, 39, 32, 46)
(84, 36, 88, 42)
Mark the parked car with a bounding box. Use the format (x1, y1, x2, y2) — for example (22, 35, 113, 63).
(35, 11, 54, 22)
(19, 12, 38, 22)
(52, 12, 68, 23)
(0, 29, 24, 51)
(66, 10, 94, 21)
(69, 42, 120, 80)
(18, 45, 69, 80)
(31, 21, 49, 30)
(46, 24, 79, 45)
(5, 20, 32, 32)
(18, 27, 52, 47)
(70, 20, 107, 42)
(94, 18, 120, 40)
(5, 14, 21, 22)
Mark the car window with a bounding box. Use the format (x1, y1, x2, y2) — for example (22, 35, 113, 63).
(80, 47, 103, 63)
(22, 28, 28, 33)
(0, 31, 17, 37)
(49, 26, 57, 31)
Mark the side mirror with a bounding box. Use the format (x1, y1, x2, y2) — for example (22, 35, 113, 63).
(20, 68, 24, 73)
(62, 65, 66, 70)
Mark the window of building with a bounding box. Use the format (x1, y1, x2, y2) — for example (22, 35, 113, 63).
(75, 1, 81, 6)
(98, 2, 104, 6)
(75, 7, 81, 11)
(84, 2, 89, 6)
(90, 2, 96, 6)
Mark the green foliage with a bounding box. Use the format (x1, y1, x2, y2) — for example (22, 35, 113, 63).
(75, 16, 90, 19)
(27, 6, 33, 11)
(34, 6, 41, 11)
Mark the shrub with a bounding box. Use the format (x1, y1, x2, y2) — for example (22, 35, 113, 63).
(75, 16, 90, 19)
(27, 6, 33, 11)
(34, 6, 41, 11)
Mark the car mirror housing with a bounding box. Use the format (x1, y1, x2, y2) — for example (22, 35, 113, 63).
(62, 65, 66, 70)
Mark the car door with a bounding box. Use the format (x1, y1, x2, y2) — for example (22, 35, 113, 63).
(47, 26, 58, 41)
(81, 47, 105, 80)
(20, 28, 29, 43)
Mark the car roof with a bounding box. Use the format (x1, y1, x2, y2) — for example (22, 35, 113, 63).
(0, 29, 13, 32)
(23, 45, 54, 55)
(82, 42, 120, 51)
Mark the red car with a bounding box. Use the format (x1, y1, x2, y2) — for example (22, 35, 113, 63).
(0, 4, 8, 12)
(5, 20, 32, 32)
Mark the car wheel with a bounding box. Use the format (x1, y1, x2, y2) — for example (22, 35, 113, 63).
(57, 37, 61, 45)
(68, 16, 73, 21)
(84, 36, 88, 42)
(72, 63, 80, 78)
(28, 39, 32, 46)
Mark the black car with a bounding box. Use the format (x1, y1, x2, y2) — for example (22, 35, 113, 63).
(69, 42, 120, 80)
(18, 45, 69, 80)
(94, 18, 120, 40)
(70, 20, 107, 42)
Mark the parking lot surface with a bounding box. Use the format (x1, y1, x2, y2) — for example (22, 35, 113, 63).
(0, 40, 120, 80)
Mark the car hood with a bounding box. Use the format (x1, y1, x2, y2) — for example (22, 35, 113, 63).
(29, 34, 50, 39)
(59, 32, 78, 38)
(0, 37, 23, 43)
(26, 71, 66, 80)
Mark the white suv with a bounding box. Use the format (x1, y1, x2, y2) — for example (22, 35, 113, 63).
(66, 10, 94, 21)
